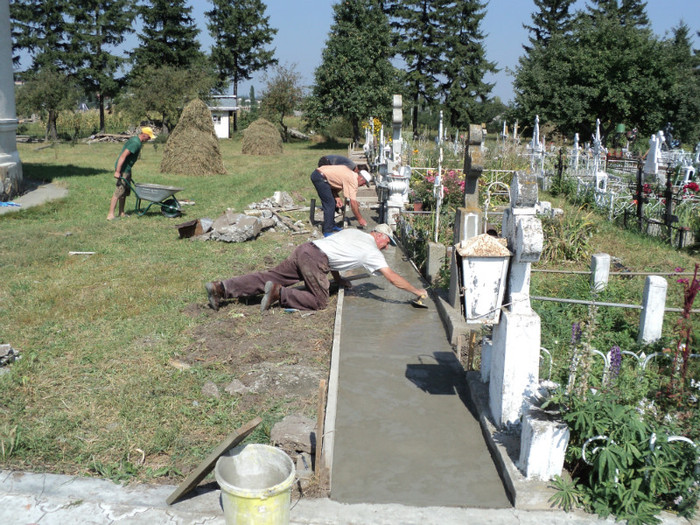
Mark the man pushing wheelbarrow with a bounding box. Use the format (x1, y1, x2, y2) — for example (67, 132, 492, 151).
(107, 126, 155, 220)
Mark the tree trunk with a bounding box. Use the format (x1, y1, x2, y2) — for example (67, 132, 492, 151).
(47, 109, 58, 141)
(412, 91, 419, 139)
(280, 116, 288, 143)
(233, 81, 238, 132)
(99, 96, 106, 134)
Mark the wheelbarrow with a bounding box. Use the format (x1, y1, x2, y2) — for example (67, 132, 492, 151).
(119, 177, 184, 217)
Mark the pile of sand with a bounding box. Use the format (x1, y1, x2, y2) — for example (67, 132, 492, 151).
(241, 119, 283, 156)
(160, 99, 226, 175)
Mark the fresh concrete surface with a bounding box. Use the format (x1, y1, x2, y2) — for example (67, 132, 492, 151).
(329, 236, 510, 508)
(0, 180, 68, 215)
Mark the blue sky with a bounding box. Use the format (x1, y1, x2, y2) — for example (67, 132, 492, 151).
(190, 0, 699, 103)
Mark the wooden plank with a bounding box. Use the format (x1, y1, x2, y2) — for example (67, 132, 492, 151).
(315, 379, 327, 474)
(165, 416, 262, 505)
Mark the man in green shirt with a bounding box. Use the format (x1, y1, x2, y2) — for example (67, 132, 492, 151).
(107, 126, 156, 220)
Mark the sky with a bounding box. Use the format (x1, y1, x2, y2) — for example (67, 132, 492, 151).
(188, 0, 699, 104)
(13, 0, 700, 104)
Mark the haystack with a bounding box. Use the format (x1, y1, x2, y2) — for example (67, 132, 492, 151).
(160, 99, 226, 175)
(241, 118, 283, 156)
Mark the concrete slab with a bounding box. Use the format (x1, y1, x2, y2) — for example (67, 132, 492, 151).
(0, 180, 68, 215)
(328, 235, 511, 509)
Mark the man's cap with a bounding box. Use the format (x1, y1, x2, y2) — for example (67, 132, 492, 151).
(141, 126, 156, 139)
(359, 169, 373, 184)
(373, 223, 396, 245)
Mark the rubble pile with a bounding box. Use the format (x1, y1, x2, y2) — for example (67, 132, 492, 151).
(176, 192, 311, 243)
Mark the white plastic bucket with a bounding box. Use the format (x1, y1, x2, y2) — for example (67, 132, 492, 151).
(215, 444, 295, 525)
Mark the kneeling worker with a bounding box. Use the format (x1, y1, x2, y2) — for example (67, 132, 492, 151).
(206, 224, 427, 312)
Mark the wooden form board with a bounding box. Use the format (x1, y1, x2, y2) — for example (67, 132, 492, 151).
(165, 416, 262, 505)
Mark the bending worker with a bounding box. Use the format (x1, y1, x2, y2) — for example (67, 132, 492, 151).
(205, 224, 427, 312)
(318, 154, 357, 170)
(311, 162, 372, 236)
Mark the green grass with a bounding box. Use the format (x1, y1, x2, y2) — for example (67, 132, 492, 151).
(0, 137, 348, 481)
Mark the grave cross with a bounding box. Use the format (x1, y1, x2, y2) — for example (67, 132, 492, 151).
(463, 123, 484, 212)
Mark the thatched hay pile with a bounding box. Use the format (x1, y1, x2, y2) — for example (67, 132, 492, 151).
(241, 118, 283, 156)
(160, 99, 226, 175)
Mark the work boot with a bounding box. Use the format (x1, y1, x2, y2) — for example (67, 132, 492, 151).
(205, 281, 225, 311)
(260, 281, 282, 312)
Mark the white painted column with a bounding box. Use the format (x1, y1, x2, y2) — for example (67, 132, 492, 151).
(590, 253, 611, 292)
(0, 0, 22, 200)
(489, 309, 541, 426)
(489, 171, 543, 428)
(638, 276, 668, 344)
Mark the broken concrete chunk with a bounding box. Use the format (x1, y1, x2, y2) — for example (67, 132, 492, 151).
(270, 414, 316, 454)
(224, 379, 248, 395)
(0, 344, 20, 367)
(201, 381, 220, 398)
(208, 212, 262, 243)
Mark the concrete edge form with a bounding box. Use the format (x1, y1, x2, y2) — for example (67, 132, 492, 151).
(321, 287, 344, 485)
(434, 289, 469, 346)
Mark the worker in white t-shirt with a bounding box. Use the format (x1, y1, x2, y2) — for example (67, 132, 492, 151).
(205, 224, 427, 312)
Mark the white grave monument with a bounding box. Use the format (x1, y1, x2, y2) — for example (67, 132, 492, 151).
(0, 0, 22, 201)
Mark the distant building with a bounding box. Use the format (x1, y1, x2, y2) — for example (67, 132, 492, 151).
(208, 95, 238, 139)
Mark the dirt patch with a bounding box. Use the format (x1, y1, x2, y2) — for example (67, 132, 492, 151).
(176, 294, 336, 416)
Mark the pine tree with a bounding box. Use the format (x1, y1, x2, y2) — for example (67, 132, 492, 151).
(131, 0, 204, 73)
(305, 0, 395, 143)
(587, 0, 649, 27)
(205, 0, 277, 131)
(10, 0, 79, 139)
(10, 0, 71, 70)
(384, 0, 445, 138)
(67, 0, 136, 132)
(523, 0, 576, 51)
(440, 0, 497, 128)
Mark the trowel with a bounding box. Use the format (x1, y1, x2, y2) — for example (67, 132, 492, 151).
(410, 294, 429, 309)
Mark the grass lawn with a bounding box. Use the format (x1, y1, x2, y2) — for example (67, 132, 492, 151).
(0, 137, 348, 482)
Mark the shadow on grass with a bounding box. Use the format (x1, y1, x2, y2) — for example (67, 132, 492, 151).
(307, 138, 351, 150)
(22, 162, 104, 181)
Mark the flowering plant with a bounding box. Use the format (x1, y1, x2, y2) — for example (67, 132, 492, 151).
(408, 168, 466, 210)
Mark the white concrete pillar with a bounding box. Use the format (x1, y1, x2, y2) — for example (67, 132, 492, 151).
(519, 406, 570, 480)
(638, 276, 667, 344)
(0, 0, 22, 200)
(590, 253, 611, 292)
(489, 309, 541, 427)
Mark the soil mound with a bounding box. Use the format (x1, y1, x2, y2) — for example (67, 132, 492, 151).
(241, 118, 283, 156)
(160, 99, 226, 175)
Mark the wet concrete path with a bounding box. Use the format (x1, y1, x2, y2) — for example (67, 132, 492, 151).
(329, 215, 511, 508)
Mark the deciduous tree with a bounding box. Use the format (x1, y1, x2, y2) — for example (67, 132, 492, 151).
(15, 67, 80, 141)
(121, 65, 217, 133)
(261, 64, 303, 143)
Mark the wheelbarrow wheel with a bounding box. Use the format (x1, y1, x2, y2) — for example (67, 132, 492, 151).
(161, 198, 181, 218)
